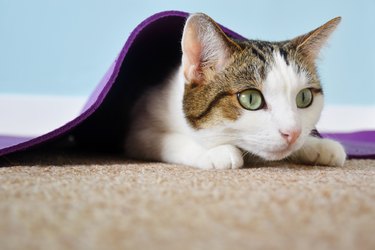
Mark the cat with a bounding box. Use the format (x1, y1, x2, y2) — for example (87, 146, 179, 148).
(124, 13, 346, 169)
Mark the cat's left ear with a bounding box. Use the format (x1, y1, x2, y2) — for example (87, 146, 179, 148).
(181, 13, 241, 84)
(291, 17, 341, 61)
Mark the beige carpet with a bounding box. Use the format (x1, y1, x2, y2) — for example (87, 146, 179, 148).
(1, 150, 374, 250)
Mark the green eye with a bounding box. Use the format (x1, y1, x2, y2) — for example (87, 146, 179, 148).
(296, 88, 313, 108)
(237, 89, 264, 111)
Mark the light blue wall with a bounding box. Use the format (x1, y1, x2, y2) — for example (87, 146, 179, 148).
(0, 0, 374, 105)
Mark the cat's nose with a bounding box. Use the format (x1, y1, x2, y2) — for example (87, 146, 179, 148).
(279, 129, 301, 145)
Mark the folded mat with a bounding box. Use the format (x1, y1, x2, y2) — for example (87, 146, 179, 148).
(1, 10, 374, 159)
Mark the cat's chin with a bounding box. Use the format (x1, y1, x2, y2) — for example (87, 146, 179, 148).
(259, 150, 293, 161)
(253, 145, 300, 161)
(252, 139, 306, 161)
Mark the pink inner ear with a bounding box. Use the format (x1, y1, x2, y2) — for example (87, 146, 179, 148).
(182, 26, 204, 83)
(181, 14, 238, 84)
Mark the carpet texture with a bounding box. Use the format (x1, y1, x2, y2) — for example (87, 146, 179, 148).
(1, 150, 374, 250)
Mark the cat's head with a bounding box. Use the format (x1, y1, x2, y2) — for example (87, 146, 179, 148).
(181, 13, 341, 161)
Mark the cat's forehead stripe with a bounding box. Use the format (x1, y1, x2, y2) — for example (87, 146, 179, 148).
(264, 51, 321, 92)
(279, 48, 290, 66)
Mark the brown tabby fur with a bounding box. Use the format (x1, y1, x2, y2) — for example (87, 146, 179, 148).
(182, 15, 340, 129)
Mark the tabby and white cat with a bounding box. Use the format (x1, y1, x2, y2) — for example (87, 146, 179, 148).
(125, 13, 346, 169)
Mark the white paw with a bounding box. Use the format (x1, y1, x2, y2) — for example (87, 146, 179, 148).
(295, 137, 347, 167)
(196, 145, 244, 169)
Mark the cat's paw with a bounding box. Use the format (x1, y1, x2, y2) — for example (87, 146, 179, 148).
(196, 145, 244, 169)
(294, 137, 346, 167)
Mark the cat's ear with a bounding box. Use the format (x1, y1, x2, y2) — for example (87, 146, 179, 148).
(181, 13, 241, 84)
(291, 17, 341, 61)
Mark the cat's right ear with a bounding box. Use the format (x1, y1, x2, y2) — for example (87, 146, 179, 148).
(181, 13, 240, 84)
(291, 17, 341, 62)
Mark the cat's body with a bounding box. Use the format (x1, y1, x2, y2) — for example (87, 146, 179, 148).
(125, 13, 346, 169)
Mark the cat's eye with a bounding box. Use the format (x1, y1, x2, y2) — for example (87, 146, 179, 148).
(296, 88, 313, 108)
(237, 89, 265, 111)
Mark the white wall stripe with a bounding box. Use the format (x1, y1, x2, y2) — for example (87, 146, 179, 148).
(1, 95, 374, 137)
(0, 95, 86, 137)
(317, 105, 375, 133)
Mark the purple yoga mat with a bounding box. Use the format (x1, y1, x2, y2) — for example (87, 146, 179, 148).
(1, 10, 374, 159)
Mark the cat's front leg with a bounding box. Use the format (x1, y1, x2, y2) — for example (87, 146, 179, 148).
(160, 133, 244, 169)
(292, 136, 346, 167)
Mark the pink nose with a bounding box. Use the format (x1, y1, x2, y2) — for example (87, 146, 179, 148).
(279, 129, 301, 145)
